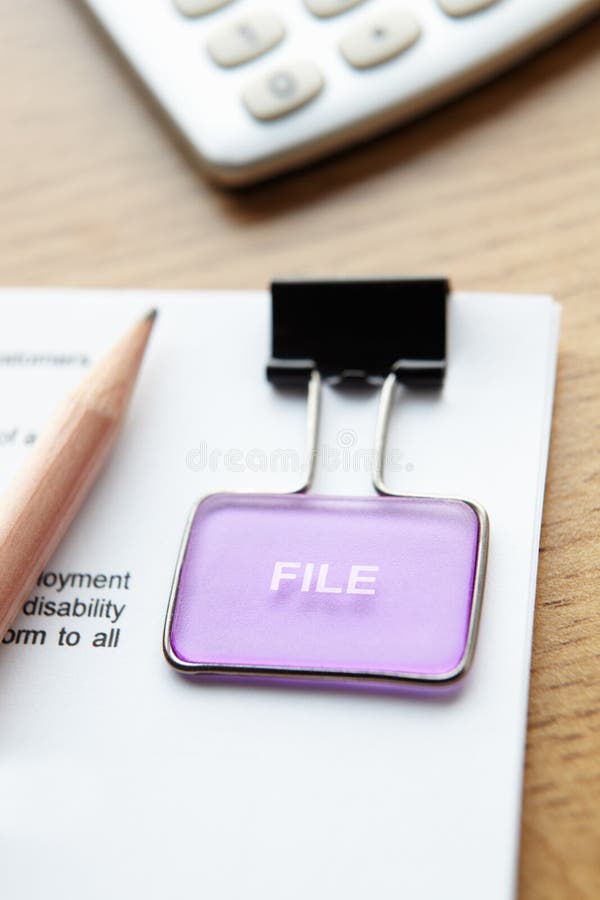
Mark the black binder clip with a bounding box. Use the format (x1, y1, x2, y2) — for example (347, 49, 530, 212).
(267, 277, 449, 494)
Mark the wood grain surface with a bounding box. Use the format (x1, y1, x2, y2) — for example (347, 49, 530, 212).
(1, 2, 599, 896)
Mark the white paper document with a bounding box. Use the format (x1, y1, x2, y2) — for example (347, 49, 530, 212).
(0, 288, 559, 900)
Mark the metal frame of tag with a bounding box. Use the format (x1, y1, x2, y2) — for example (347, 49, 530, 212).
(163, 278, 489, 685)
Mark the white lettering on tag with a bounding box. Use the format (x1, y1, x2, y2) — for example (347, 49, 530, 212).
(270, 562, 379, 595)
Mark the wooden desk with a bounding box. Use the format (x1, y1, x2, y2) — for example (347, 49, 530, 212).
(1, 2, 599, 896)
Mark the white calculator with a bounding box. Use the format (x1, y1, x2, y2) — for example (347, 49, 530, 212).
(82, 0, 599, 185)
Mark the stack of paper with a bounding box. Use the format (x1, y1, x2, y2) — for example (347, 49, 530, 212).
(0, 289, 559, 900)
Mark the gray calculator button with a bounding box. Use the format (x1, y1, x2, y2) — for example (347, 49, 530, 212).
(174, 0, 233, 17)
(208, 14, 285, 68)
(340, 11, 421, 69)
(438, 0, 500, 16)
(305, 0, 366, 17)
(243, 62, 324, 121)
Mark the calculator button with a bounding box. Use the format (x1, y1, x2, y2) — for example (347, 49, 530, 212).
(174, 0, 233, 17)
(304, 0, 365, 17)
(340, 12, 421, 70)
(208, 14, 285, 68)
(437, 0, 500, 15)
(243, 62, 324, 121)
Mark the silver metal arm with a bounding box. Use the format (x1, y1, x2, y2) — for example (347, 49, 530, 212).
(293, 369, 321, 494)
(372, 372, 397, 496)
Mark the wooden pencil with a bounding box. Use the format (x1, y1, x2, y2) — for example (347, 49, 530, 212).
(0, 309, 157, 640)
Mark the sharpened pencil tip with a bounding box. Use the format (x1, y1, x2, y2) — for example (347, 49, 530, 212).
(145, 308, 159, 322)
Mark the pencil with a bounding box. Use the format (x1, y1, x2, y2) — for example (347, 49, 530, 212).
(0, 309, 157, 641)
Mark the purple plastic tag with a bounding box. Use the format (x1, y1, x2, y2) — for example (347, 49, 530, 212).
(164, 492, 487, 686)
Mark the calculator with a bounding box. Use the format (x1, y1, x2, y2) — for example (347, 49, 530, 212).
(82, 0, 600, 185)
